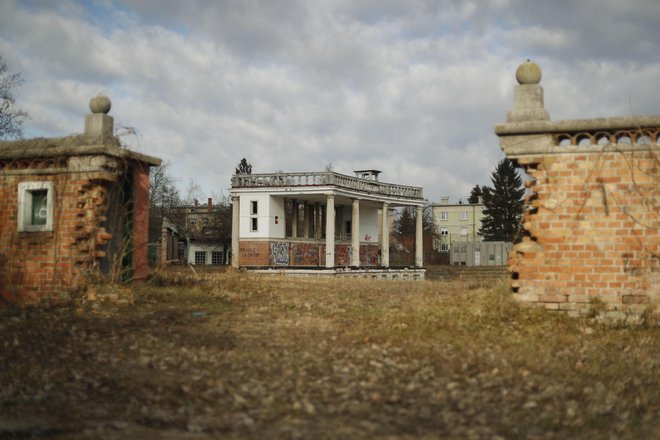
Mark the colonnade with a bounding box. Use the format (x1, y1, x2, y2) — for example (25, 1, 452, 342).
(231, 194, 424, 269)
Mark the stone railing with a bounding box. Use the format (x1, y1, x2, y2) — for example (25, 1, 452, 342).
(232, 171, 423, 199)
(495, 116, 660, 153)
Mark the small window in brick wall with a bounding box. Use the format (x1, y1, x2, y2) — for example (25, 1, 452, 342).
(18, 181, 54, 232)
(194, 251, 206, 265)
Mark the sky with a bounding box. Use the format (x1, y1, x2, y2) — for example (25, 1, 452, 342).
(1, 0, 659, 204)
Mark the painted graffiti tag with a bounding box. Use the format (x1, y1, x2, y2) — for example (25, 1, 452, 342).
(271, 242, 290, 265)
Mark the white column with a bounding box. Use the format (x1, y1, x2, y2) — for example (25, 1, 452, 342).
(351, 199, 360, 267)
(291, 200, 298, 238)
(325, 195, 335, 267)
(231, 195, 240, 268)
(415, 205, 423, 267)
(381, 202, 389, 267)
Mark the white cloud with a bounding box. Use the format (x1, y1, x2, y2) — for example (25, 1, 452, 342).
(1, 0, 660, 204)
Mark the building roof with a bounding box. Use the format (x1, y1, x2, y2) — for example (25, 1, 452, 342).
(231, 170, 424, 206)
(0, 134, 161, 166)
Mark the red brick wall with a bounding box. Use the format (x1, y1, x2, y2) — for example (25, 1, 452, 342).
(0, 171, 108, 305)
(0, 159, 153, 306)
(239, 241, 270, 266)
(291, 242, 321, 266)
(512, 151, 659, 319)
(239, 240, 381, 267)
(360, 244, 380, 267)
(132, 163, 150, 281)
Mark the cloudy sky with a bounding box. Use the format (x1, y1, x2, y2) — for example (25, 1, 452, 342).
(1, 0, 659, 203)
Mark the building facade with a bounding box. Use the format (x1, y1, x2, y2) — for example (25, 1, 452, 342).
(431, 196, 485, 252)
(161, 198, 231, 265)
(230, 170, 425, 272)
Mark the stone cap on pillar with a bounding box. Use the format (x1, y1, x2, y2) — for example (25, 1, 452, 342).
(84, 94, 114, 142)
(506, 60, 550, 123)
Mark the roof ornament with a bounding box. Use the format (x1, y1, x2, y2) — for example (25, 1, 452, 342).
(89, 94, 111, 114)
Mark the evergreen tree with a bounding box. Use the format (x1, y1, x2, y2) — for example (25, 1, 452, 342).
(393, 206, 435, 236)
(235, 158, 252, 174)
(394, 207, 416, 236)
(467, 184, 488, 204)
(480, 158, 525, 242)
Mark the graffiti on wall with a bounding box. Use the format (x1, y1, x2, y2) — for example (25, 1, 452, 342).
(271, 242, 290, 265)
(292, 243, 319, 265)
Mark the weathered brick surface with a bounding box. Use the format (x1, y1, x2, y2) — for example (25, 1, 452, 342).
(1, 172, 96, 304)
(0, 159, 151, 306)
(511, 150, 659, 320)
(240, 240, 380, 267)
(239, 241, 270, 266)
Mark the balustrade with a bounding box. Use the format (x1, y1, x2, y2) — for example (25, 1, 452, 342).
(232, 171, 423, 199)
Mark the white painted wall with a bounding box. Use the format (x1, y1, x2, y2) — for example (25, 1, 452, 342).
(238, 194, 285, 239)
(359, 207, 379, 243)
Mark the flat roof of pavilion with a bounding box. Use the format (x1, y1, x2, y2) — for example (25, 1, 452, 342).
(231, 171, 424, 206)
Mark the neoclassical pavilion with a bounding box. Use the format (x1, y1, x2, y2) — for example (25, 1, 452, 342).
(230, 170, 425, 275)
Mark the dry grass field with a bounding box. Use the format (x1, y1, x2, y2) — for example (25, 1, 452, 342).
(1, 269, 658, 439)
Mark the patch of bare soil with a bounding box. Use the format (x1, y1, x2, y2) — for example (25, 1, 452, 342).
(1, 274, 658, 439)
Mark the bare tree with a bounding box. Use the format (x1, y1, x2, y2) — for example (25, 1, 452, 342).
(184, 179, 203, 205)
(0, 56, 29, 139)
(149, 162, 181, 210)
(148, 162, 181, 243)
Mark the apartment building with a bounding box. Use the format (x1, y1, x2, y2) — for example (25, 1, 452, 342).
(431, 196, 485, 252)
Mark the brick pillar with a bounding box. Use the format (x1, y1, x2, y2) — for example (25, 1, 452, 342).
(133, 162, 150, 280)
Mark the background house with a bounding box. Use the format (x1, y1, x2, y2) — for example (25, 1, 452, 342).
(431, 196, 485, 252)
(160, 198, 231, 266)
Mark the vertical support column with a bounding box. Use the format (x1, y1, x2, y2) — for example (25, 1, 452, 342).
(291, 200, 298, 238)
(231, 195, 240, 268)
(161, 224, 169, 265)
(325, 195, 335, 268)
(133, 163, 150, 281)
(381, 202, 389, 268)
(315, 203, 322, 239)
(304, 202, 311, 238)
(415, 205, 424, 268)
(351, 199, 360, 267)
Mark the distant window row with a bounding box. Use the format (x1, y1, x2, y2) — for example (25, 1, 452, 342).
(194, 251, 224, 265)
(439, 211, 469, 221)
(440, 227, 468, 236)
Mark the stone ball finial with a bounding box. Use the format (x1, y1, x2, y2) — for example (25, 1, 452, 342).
(515, 60, 542, 85)
(89, 94, 111, 114)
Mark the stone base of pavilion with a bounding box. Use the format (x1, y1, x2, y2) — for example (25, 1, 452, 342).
(246, 266, 426, 281)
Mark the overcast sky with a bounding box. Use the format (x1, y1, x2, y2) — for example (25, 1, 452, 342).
(1, 0, 659, 203)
